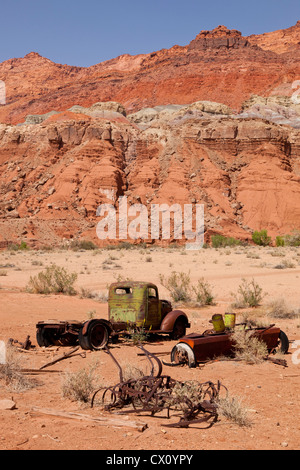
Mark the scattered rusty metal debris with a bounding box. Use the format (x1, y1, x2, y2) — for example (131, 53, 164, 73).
(39, 346, 86, 370)
(91, 345, 227, 428)
(8, 335, 34, 351)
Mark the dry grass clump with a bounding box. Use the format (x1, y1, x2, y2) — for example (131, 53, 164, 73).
(169, 381, 251, 427)
(122, 364, 145, 382)
(61, 363, 100, 403)
(159, 271, 192, 303)
(231, 278, 265, 308)
(170, 380, 204, 411)
(231, 327, 268, 364)
(267, 298, 299, 319)
(217, 394, 252, 427)
(192, 278, 215, 306)
(0, 345, 34, 391)
(239, 310, 270, 328)
(27, 264, 77, 295)
(159, 271, 215, 305)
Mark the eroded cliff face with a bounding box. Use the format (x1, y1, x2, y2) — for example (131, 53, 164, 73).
(1, 23, 300, 125)
(0, 101, 300, 247)
(1, 23, 300, 246)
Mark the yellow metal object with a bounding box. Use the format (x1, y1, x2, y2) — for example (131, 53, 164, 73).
(224, 312, 236, 329)
(211, 314, 225, 333)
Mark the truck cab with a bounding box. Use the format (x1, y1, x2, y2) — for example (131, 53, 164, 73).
(108, 281, 173, 331)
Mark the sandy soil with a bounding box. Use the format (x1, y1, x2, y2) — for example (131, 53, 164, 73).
(0, 244, 299, 451)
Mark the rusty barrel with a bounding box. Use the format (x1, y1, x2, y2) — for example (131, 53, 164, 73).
(224, 312, 236, 329)
(210, 314, 225, 333)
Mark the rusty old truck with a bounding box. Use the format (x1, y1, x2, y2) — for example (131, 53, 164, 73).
(36, 281, 190, 350)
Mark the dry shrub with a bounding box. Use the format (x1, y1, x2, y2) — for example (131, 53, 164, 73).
(240, 310, 270, 328)
(0, 345, 34, 391)
(159, 271, 192, 303)
(122, 364, 145, 382)
(159, 271, 215, 305)
(61, 363, 99, 403)
(231, 278, 264, 308)
(27, 264, 77, 295)
(192, 278, 215, 306)
(267, 298, 299, 319)
(217, 394, 252, 427)
(170, 380, 204, 411)
(231, 327, 268, 364)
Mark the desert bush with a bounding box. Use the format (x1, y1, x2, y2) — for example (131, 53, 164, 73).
(239, 310, 269, 328)
(8, 240, 29, 251)
(69, 240, 97, 251)
(231, 326, 268, 364)
(267, 298, 299, 319)
(217, 394, 252, 427)
(27, 264, 77, 295)
(122, 364, 145, 382)
(159, 271, 191, 302)
(105, 242, 134, 250)
(252, 229, 271, 246)
(129, 327, 150, 345)
(273, 258, 295, 269)
(168, 380, 251, 428)
(61, 363, 99, 403)
(275, 236, 285, 247)
(169, 380, 211, 414)
(0, 345, 34, 391)
(211, 235, 241, 248)
(192, 278, 215, 306)
(231, 278, 264, 308)
(283, 230, 300, 247)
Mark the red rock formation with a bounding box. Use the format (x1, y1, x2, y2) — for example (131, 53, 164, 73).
(0, 108, 300, 246)
(1, 23, 300, 124)
(1, 22, 300, 246)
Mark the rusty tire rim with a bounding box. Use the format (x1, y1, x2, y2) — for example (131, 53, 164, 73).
(171, 343, 196, 368)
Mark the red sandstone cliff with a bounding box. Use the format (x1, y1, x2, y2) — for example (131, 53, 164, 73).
(1, 23, 300, 246)
(1, 23, 300, 125)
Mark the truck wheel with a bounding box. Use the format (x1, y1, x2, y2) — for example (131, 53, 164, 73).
(170, 318, 186, 340)
(36, 327, 55, 347)
(79, 320, 110, 351)
(278, 330, 289, 354)
(171, 343, 196, 368)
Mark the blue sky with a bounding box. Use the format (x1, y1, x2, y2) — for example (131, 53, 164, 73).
(1, 0, 300, 67)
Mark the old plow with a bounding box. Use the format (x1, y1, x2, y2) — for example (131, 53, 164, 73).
(91, 345, 227, 428)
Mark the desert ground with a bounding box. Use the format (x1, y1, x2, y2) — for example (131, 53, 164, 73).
(0, 243, 299, 451)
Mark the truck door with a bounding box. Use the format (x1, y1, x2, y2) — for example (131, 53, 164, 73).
(147, 286, 161, 329)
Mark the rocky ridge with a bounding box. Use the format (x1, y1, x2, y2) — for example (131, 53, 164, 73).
(1, 23, 300, 125)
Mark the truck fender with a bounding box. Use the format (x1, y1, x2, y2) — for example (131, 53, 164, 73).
(159, 310, 190, 332)
(81, 319, 112, 337)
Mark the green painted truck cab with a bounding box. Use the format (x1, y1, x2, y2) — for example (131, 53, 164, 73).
(108, 281, 171, 330)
